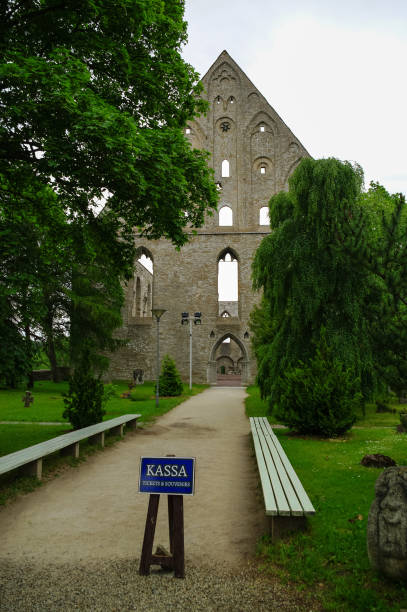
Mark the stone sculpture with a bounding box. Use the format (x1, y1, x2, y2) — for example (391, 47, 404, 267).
(367, 466, 407, 580)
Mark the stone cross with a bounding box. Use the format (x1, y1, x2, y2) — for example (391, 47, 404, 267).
(22, 390, 34, 408)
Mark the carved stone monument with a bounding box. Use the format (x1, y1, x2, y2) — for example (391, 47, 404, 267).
(367, 466, 407, 580)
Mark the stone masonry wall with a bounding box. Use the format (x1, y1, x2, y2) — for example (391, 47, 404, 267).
(107, 51, 310, 385)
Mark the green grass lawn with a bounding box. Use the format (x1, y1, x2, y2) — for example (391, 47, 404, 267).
(245, 386, 407, 611)
(0, 380, 208, 504)
(0, 380, 208, 428)
(0, 424, 69, 456)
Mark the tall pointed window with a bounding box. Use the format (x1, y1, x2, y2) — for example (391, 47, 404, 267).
(259, 207, 270, 225)
(221, 159, 230, 178)
(219, 205, 233, 226)
(218, 249, 238, 303)
(132, 250, 154, 318)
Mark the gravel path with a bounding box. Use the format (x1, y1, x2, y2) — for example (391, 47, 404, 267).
(0, 387, 313, 611)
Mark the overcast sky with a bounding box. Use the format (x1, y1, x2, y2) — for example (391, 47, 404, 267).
(182, 0, 407, 196)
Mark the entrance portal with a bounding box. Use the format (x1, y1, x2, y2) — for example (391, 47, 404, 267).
(208, 333, 249, 386)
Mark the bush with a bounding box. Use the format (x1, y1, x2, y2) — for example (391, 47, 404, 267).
(274, 334, 361, 437)
(159, 355, 183, 397)
(62, 351, 105, 430)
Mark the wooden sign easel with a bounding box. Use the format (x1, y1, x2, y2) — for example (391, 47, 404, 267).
(139, 493, 184, 578)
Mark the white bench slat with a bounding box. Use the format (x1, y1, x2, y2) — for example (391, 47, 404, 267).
(250, 418, 278, 516)
(260, 418, 315, 516)
(257, 418, 304, 516)
(0, 414, 141, 476)
(253, 418, 291, 516)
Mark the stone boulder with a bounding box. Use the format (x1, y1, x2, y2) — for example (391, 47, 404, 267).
(367, 466, 407, 580)
(361, 454, 396, 468)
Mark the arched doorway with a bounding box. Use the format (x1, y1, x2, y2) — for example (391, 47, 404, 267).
(208, 332, 249, 386)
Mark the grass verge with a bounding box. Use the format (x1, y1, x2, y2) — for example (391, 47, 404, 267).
(245, 386, 407, 611)
(0, 381, 208, 505)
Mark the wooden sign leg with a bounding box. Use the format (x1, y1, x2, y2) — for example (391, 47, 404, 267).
(168, 494, 174, 555)
(139, 494, 160, 576)
(170, 495, 185, 579)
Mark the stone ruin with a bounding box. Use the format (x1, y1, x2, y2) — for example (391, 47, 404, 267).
(367, 466, 407, 581)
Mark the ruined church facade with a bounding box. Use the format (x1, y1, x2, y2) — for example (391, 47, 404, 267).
(107, 51, 309, 385)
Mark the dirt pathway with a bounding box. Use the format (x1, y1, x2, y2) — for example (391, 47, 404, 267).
(0, 387, 268, 568)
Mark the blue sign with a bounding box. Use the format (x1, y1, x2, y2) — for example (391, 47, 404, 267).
(139, 457, 195, 496)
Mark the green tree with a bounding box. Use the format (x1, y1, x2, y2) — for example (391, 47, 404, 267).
(0, 0, 217, 247)
(1, 1, 218, 383)
(159, 355, 183, 396)
(345, 183, 407, 396)
(251, 158, 373, 420)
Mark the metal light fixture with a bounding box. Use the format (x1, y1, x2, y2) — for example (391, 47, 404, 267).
(181, 312, 189, 325)
(194, 312, 201, 325)
(152, 308, 166, 321)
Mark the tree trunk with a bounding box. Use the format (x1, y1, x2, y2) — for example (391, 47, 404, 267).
(24, 322, 34, 389)
(47, 336, 60, 382)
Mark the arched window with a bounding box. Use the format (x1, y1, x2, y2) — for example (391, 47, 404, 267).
(221, 311, 231, 318)
(218, 249, 238, 302)
(259, 207, 270, 225)
(219, 205, 233, 226)
(138, 253, 153, 274)
(134, 249, 154, 318)
(221, 159, 230, 178)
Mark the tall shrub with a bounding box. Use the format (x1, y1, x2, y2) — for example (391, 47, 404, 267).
(159, 355, 183, 397)
(274, 332, 361, 436)
(62, 350, 105, 430)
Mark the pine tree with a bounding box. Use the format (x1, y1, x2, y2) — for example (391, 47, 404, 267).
(62, 348, 105, 430)
(159, 355, 183, 397)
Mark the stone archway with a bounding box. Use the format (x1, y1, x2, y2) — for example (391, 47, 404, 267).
(207, 332, 249, 386)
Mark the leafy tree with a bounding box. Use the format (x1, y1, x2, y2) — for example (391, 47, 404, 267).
(1, 1, 218, 383)
(251, 158, 374, 415)
(0, 296, 30, 388)
(0, 0, 217, 247)
(159, 355, 183, 396)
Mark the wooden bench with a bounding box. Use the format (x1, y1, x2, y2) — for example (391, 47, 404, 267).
(0, 414, 141, 481)
(250, 416, 315, 539)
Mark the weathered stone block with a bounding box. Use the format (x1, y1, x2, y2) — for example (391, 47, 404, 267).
(367, 466, 407, 580)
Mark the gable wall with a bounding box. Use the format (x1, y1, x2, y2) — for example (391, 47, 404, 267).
(107, 51, 309, 385)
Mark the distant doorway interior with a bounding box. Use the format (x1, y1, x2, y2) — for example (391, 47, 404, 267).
(208, 333, 248, 386)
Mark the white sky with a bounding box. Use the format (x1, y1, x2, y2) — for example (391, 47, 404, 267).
(182, 0, 407, 195)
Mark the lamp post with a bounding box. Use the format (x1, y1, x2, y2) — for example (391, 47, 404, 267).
(152, 308, 166, 408)
(181, 311, 201, 390)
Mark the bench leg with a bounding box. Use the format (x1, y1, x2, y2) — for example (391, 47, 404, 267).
(269, 516, 307, 540)
(23, 458, 42, 480)
(110, 424, 124, 437)
(88, 432, 105, 447)
(60, 442, 80, 458)
(127, 418, 138, 431)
